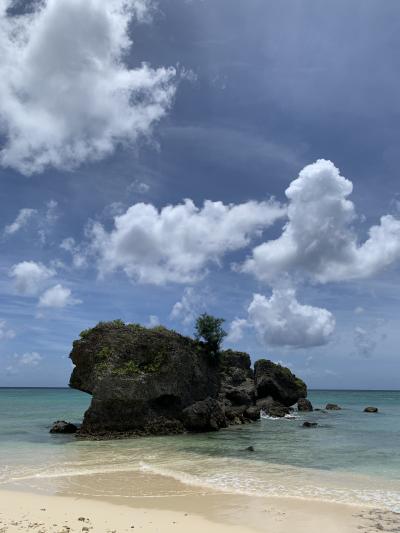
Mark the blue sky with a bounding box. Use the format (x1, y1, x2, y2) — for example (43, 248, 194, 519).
(1, 0, 400, 388)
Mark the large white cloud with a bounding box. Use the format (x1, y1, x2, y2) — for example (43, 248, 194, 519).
(89, 198, 286, 285)
(241, 159, 400, 283)
(0, 0, 175, 174)
(9, 261, 55, 296)
(38, 284, 81, 308)
(247, 288, 336, 348)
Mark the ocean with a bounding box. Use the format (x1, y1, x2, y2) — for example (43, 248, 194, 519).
(1, 388, 400, 511)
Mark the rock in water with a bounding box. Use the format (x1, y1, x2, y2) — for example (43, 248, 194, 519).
(50, 420, 78, 434)
(364, 406, 378, 413)
(297, 398, 313, 411)
(182, 397, 226, 431)
(68, 321, 309, 437)
(245, 446, 255, 452)
(326, 403, 341, 410)
(302, 421, 318, 428)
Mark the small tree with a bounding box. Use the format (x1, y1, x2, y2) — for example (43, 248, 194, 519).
(195, 313, 226, 356)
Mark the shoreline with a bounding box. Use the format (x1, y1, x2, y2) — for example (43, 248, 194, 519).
(2, 469, 400, 533)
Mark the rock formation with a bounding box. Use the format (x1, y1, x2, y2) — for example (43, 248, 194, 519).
(68, 320, 308, 437)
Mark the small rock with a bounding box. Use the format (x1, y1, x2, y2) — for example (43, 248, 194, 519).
(364, 406, 378, 413)
(303, 421, 318, 428)
(325, 403, 341, 410)
(297, 398, 313, 412)
(245, 445, 255, 451)
(50, 420, 78, 434)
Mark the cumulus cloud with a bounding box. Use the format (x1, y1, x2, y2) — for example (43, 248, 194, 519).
(247, 288, 335, 348)
(10, 261, 55, 295)
(226, 318, 248, 343)
(241, 159, 400, 284)
(170, 287, 210, 325)
(89, 198, 286, 285)
(0, 0, 176, 174)
(147, 314, 160, 327)
(38, 284, 81, 308)
(4, 208, 37, 235)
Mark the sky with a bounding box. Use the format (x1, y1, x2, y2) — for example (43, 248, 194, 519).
(1, 0, 400, 389)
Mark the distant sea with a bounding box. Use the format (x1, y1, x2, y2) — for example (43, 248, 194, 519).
(1, 388, 400, 511)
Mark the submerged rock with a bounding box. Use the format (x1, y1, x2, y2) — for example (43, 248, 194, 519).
(364, 406, 378, 413)
(302, 421, 318, 428)
(326, 403, 341, 410)
(245, 446, 255, 452)
(297, 398, 313, 411)
(50, 420, 78, 434)
(68, 321, 309, 437)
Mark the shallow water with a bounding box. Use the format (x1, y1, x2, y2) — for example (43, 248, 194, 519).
(1, 388, 400, 511)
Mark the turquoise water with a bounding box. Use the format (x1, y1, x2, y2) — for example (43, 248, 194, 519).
(1, 388, 400, 510)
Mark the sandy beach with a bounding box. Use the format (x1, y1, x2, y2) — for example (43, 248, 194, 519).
(1, 479, 399, 533)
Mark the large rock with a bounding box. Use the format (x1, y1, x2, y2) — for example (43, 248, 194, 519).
(68, 321, 309, 437)
(70, 322, 220, 436)
(182, 398, 226, 431)
(254, 359, 307, 407)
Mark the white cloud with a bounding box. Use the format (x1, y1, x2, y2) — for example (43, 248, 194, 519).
(247, 288, 335, 348)
(0, 0, 176, 174)
(170, 287, 210, 325)
(7, 352, 43, 373)
(147, 314, 160, 327)
(4, 208, 37, 235)
(354, 306, 365, 315)
(38, 284, 81, 308)
(89, 198, 286, 285)
(60, 237, 87, 268)
(15, 352, 43, 366)
(0, 320, 15, 340)
(241, 159, 400, 284)
(10, 261, 55, 296)
(225, 317, 248, 343)
(38, 200, 59, 244)
(128, 180, 150, 194)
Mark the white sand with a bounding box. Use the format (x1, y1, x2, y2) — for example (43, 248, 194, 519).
(1, 487, 398, 533)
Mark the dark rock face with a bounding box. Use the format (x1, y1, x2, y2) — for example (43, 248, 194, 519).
(256, 397, 290, 418)
(364, 406, 378, 413)
(182, 398, 226, 431)
(68, 321, 308, 437)
(254, 359, 307, 407)
(303, 421, 318, 428)
(297, 398, 313, 412)
(326, 403, 341, 410)
(50, 420, 78, 434)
